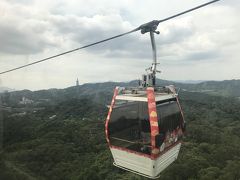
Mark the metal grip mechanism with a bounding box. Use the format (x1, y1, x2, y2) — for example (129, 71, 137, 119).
(139, 20, 161, 87)
(139, 20, 160, 34)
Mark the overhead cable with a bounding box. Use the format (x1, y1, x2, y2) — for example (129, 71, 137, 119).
(0, 0, 220, 75)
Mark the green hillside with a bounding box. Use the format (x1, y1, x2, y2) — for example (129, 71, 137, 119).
(2, 79, 240, 107)
(0, 80, 240, 179)
(177, 79, 240, 97)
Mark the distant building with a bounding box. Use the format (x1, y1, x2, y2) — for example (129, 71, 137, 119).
(76, 78, 79, 86)
(19, 97, 33, 105)
(38, 99, 50, 102)
(49, 115, 57, 120)
(10, 112, 27, 117)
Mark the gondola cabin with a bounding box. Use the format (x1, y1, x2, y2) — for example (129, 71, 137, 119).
(105, 85, 185, 179)
(104, 12, 190, 178)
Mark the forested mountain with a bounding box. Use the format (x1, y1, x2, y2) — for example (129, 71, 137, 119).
(2, 79, 240, 106)
(0, 80, 240, 180)
(178, 79, 240, 97)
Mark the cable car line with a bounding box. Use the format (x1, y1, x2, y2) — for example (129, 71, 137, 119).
(156, 0, 220, 24)
(0, 29, 138, 75)
(0, 0, 221, 178)
(0, 0, 220, 75)
(103, 1, 220, 178)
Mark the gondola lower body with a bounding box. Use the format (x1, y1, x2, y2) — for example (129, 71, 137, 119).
(111, 142, 181, 179)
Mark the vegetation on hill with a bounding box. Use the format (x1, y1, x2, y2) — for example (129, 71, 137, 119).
(176, 79, 240, 97)
(2, 79, 240, 106)
(0, 81, 240, 180)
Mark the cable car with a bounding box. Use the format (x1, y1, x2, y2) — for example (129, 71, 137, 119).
(103, 0, 220, 177)
(0, 1, 217, 178)
(105, 21, 186, 178)
(105, 85, 185, 178)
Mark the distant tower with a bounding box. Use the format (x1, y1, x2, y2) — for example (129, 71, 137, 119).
(76, 78, 79, 86)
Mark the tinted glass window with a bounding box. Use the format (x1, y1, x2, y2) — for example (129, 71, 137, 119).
(157, 101, 182, 133)
(109, 101, 139, 135)
(108, 100, 151, 154)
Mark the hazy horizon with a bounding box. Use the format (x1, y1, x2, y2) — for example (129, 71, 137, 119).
(1, 78, 240, 92)
(0, 0, 239, 90)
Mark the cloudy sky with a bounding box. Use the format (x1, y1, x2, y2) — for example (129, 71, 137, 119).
(0, 0, 239, 90)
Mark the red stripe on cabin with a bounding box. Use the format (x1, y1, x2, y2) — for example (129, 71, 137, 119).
(105, 87, 119, 146)
(110, 145, 151, 158)
(110, 141, 182, 160)
(147, 87, 160, 159)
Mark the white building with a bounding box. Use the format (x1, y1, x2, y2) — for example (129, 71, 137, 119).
(19, 97, 33, 105)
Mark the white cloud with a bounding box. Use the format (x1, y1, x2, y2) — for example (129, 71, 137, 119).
(0, 0, 239, 90)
